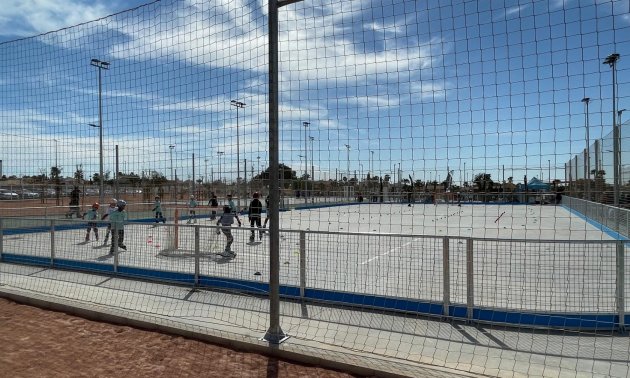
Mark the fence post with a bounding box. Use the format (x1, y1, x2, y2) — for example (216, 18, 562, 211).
(194, 225, 200, 287)
(466, 238, 474, 321)
(299, 231, 306, 298)
(50, 219, 55, 267)
(112, 227, 119, 273)
(616, 240, 625, 331)
(0, 218, 4, 259)
(442, 237, 450, 317)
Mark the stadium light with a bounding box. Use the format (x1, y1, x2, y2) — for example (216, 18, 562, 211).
(344, 144, 350, 182)
(217, 151, 224, 185)
(303, 122, 310, 203)
(582, 97, 591, 200)
(603, 53, 620, 208)
(90, 58, 109, 204)
(619, 109, 627, 125)
(231, 100, 246, 209)
(87, 123, 104, 201)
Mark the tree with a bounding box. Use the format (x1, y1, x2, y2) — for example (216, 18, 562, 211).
(473, 173, 493, 192)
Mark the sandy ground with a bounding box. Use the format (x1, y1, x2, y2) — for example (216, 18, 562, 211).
(0, 298, 358, 378)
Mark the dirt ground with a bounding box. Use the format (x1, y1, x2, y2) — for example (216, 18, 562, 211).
(0, 298, 359, 378)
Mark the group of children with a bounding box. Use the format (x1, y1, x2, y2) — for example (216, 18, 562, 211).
(81, 193, 269, 259)
(82, 198, 128, 255)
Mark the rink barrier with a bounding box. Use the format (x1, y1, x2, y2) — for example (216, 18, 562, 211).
(0, 218, 627, 331)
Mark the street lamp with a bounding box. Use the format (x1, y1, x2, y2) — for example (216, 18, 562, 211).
(548, 160, 551, 184)
(90, 58, 109, 203)
(344, 144, 350, 182)
(582, 97, 591, 200)
(217, 151, 224, 185)
(169, 145, 175, 201)
(619, 109, 627, 126)
(370, 150, 374, 176)
(603, 53, 620, 208)
(231, 100, 246, 208)
(309, 136, 315, 203)
(205, 158, 208, 185)
(87, 123, 104, 202)
(302, 121, 310, 203)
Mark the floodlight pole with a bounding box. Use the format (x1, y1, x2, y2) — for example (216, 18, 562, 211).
(310, 136, 315, 203)
(231, 100, 246, 210)
(263, 0, 304, 345)
(90, 58, 109, 204)
(169, 144, 175, 189)
(344, 144, 351, 182)
(603, 53, 620, 208)
(303, 121, 310, 203)
(582, 97, 591, 200)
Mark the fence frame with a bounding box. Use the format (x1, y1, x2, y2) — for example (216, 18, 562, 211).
(0, 217, 626, 331)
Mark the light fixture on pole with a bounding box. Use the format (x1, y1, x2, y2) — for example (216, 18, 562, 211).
(344, 144, 350, 182)
(169, 145, 175, 200)
(90, 58, 109, 203)
(603, 53, 620, 208)
(582, 97, 591, 200)
(217, 151, 224, 185)
(87, 123, 104, 202)
(309, 136, 315, 203)
(231, 100, 246, 208)
(302, 122, 310, 203)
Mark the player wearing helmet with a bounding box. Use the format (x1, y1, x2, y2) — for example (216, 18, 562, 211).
(83, 202, 100, 242)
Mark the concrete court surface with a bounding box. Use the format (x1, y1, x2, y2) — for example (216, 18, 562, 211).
(2, 204, 628, 314)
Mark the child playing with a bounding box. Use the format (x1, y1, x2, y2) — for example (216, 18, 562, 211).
(248, 192, 263, 241)
(82, 202, 100, 242)
(109, 199, 128, 254)
(187, 195, 198, 224)
(208, 192, 219, 220)
(101, 198, 117, 245)
(152, 196, 166, 224)
(216, 204, 241, 257)
(226, 194, 237, 214)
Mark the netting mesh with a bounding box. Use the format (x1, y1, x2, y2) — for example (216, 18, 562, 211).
(1, 0, 630, 376)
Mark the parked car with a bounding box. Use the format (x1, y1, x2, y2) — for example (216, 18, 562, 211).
(0, 189, 19, 200)
(19, 189, 40, 199)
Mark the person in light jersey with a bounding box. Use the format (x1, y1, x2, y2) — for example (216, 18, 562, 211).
(101, 199, 117, 246)
(216, 204, 242, 257)
(187, 195, 198, 223)
(83, 202, 100, 242)
(109, 200, 128, 254)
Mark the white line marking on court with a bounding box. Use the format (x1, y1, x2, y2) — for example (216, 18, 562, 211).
(361, 238, 419, 264)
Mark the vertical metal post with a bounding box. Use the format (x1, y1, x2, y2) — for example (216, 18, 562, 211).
(299, 231, 306, 298)
(466, 238, 474, 320)
(616, 241, 625, 331)
(194, 225, 200, 287)
(112, 227, 119, 273)
(442, 237, 450, 317)
(262, 0, 288, 344)
(98, 67, 104, 205)
(115, 145, 119, 200)
(0, 218, 4, 259)
(50, 219, 55, 266)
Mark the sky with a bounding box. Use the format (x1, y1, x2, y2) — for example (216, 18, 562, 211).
(0, 0, 629, 186)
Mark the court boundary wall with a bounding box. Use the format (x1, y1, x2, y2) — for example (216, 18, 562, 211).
(0, 216, 627, 331)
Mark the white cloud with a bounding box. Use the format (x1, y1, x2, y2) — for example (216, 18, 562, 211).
(0, 0, 116, 38)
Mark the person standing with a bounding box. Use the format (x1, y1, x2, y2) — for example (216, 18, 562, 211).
(248, 192, 263, 241)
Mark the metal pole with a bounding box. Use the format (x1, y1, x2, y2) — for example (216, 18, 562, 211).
(244, 158, 247, 197)
(616, 241, 625, 331)
(192, 153, 196, 196)
(50, 220, 55, 267)
(603, 54, 620, 208)
(114, 145, 119, 200)
(262, 0, 290, 344)
(194, 225, 200, 287)
(98, 68, 104, 205)
(0, 219, 4, 258)
(299, 231, 306, 298)
(466, 238, 474, 320)
(583, 97, 591, 200)
(442, 237, 450, 317)
(303, 122, 309, 204)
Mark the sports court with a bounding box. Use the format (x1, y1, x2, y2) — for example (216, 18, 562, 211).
(3, 203, 626, 316)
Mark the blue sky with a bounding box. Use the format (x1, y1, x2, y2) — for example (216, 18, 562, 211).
(0, 0, 629, 185)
